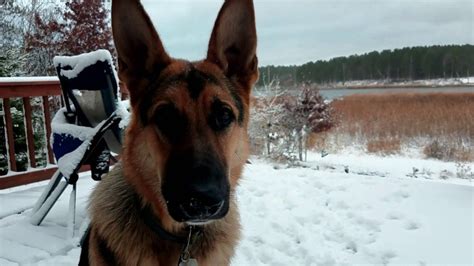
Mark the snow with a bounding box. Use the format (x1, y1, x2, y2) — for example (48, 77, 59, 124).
(51, 107, 105, 179)
(53, 48, 122, 101)
(307, 152, 473, 185)
(0, 165, 58, 179)
(234, 160, 472, 265)
(51, 107, 103, 147)
(53, 50, 115, 79)
(0, 76, 59, 83)
(459, 76, 474, 84)
(116, 100, 131, 129)
(0, 153, 472, 265)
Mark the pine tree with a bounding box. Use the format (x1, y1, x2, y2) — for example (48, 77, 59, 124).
(257, 45, 474, 86)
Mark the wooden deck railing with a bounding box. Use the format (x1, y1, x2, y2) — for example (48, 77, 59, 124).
(0, 77, 62, 189)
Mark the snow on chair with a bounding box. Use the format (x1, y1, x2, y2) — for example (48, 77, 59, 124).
(30, 50, 125, 239)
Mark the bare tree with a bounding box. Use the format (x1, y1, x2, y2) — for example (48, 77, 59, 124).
(249, 79, 289, 156)
(282, 84, 334, 161)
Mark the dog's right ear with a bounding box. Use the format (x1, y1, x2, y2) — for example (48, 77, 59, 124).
(207, 0, 258, 92)
(112, 0, 171, 102)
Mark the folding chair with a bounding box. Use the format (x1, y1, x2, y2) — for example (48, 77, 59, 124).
(30, 50, 124, 239)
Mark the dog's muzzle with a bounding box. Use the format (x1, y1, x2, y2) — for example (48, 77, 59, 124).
(166, 187, 229, 223)
(162, 152, 230, 223)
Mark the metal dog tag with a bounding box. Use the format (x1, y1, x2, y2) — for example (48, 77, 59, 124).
(179, 258, 198, 266)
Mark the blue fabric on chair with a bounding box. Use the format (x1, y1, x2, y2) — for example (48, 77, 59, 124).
(52, 133, 83, 161)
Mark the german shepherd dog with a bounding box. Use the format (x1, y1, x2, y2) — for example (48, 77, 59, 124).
(79, 0, 257, 265)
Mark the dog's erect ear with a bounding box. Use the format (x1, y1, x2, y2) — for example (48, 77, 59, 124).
(112, 0, 171, 101)
(207, 0, 258, 90)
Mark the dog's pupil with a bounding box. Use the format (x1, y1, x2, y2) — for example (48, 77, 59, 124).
(219, 109, 232, 126)
(210, 103, 235, 132)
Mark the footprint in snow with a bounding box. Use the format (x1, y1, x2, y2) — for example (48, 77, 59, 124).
(381, 250, 397, 264)
(312, 181, 326, 190)
(391, 190, 410, 201)
(405, 221, 421, 230)
(355, 216, 382, 233)
(386, 211, 404, 220)
(345, 241, 358, 254)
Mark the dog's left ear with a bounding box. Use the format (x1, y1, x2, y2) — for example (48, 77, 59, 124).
(207, 0, 258, 91)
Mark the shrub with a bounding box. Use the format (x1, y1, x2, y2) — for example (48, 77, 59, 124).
(423, 140, 472, 162)
(249, 85, 334, 163)
(367, 139, 401, 155)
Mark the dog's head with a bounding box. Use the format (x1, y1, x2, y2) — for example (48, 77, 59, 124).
(112, 0, 257, 225)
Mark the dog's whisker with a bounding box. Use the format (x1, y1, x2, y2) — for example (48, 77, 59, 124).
(234, 151, 242, 161)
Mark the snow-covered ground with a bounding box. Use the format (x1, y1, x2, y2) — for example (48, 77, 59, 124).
(0, 153, 472, 265)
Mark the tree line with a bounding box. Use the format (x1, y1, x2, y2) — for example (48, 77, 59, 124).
(257, 45, 474, 87)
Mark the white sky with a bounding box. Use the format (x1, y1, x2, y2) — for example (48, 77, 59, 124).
(136, 0, 473, 66)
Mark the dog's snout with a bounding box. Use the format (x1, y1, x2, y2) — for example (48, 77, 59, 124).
(162, 152, 230, 223)
(172, 180, 229, 222)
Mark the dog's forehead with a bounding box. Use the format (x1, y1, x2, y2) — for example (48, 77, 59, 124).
(154, 61, 224, 99)
(140, 61, 244, 124)
(165, 62, 242, 106)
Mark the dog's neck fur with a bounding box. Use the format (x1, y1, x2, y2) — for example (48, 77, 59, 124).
(89, 163, 240, 265)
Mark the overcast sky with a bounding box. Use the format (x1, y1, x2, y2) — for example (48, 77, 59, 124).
(140, 0, 473, 66)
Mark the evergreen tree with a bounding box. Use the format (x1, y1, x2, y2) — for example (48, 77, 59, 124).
(258, 45, 474, 87)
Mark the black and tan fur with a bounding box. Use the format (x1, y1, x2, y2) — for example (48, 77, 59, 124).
(81, 0, 258, 265)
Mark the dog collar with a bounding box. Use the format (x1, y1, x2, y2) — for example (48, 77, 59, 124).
(141, 206, 203, 244)
(141, 207, 202, 265)
(141, 205, 189, 243)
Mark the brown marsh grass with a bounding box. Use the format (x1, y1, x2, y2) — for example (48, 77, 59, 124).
(324, 92, 474, 161)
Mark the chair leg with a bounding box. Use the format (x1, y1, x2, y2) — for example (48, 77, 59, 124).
(74, 216, 91, 247)
(67, 183, 77, 238)
(29, 180, 68, 226)
(31, 170, 62, 214)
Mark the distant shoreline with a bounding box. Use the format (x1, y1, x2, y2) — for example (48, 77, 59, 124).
(320, 84, 474, 90)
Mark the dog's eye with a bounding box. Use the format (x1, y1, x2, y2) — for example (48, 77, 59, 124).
(154, 105, 187, 142)
(210, 105, 235, 131)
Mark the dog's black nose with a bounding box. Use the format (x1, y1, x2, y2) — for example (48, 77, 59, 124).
(179, 198, 225, 221)
(162, 152, 230, 222)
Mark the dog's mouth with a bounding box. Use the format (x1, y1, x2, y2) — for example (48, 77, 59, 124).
(180, 198, 225, 219)
(165, 196, 229, 223)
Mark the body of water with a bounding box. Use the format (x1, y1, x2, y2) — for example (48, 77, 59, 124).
(320, 86, 474, 100)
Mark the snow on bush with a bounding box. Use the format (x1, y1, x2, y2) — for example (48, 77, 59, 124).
(249, 84, 334, 163)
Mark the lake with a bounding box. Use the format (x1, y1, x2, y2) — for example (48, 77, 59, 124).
(319, 86, 474, 100)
